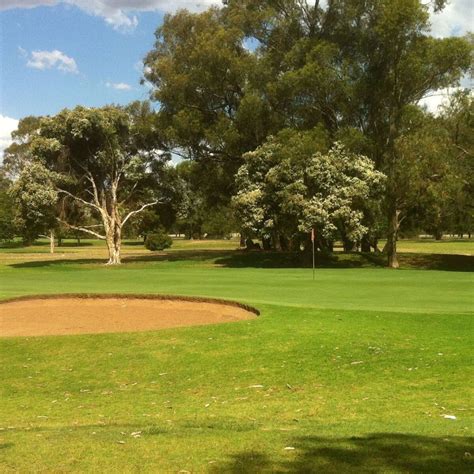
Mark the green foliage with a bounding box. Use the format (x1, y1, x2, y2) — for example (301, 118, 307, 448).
(8, 103, 176, 264)
(0, 172, 15, 241)
(9, 162, 59, 243)
(143, 8, 276, 204)
(144, 0, 472, 264)
(145, 230, 173, 251)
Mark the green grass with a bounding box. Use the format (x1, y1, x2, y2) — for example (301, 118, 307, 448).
(0, 240, 473, 472)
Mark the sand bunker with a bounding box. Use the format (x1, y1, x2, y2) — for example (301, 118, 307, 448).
(0, 296, 258, 337)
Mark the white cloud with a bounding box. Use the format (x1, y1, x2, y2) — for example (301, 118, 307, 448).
(419, 75, 472, 114)
(26, 49, 78, 73)
(429, 0, 473, 38)
(418, 89, 452, 114)
(0, 0, 220, 31)
(1, 0, 470, 34)
(1, 0, 58, 8)
(106, 81, 132, 90)
(0, 115, 19, 159)
(418, 85, 473, 115)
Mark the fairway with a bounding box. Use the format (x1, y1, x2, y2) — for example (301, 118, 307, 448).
(0, 240, 473, 472)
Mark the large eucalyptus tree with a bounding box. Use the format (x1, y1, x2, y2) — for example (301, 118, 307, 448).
(22, 103, 169, 264)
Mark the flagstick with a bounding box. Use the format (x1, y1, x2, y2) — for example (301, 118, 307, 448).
(311, 228, 315, 281)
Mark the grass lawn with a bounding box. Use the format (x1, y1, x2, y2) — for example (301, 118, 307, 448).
(0, 239, 473, 472)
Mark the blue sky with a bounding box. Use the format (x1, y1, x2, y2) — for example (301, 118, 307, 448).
(0, 0, 472, 154)
(1, 5, 165, 118)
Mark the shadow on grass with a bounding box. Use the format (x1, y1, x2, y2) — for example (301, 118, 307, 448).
(0, 241, 94, 249)
(9, 250, 230, 269)
(399, 253, 474, 272)
(8, 249, 474, 272)
(213, 433, 474, 473)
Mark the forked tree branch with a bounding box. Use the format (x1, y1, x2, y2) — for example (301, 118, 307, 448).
(57, 219, 106, 240)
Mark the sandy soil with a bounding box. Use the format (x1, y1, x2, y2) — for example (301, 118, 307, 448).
(0, 298, 256, 337)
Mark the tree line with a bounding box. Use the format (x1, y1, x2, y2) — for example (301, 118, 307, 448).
(1, 0, 472, 266)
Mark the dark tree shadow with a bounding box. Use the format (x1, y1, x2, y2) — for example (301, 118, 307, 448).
(8, 249, 473, 272)
(9, 250, 232, 268)
(56, 242, 94, 247)
(210, 452, 272, 473)
(399, 253, 474, 272)
(214, 433, 474, 473)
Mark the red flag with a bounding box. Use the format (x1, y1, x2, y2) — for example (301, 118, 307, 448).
(311, 228, 315, 242)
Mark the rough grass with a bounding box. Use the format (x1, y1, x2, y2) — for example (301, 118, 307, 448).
(0, 239, 473, 472)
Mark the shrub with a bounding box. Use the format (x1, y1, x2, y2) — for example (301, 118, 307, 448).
(145, 230, 173, 251)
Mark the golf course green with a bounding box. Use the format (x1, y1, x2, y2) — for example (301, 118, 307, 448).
(0, 239, 473, 472)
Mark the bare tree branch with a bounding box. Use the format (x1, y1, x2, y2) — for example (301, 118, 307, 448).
(85, 171, 101, 208)
(121, 200, 161, 227)
(58, 188, 102, 213)
(58, 219, 106, 240)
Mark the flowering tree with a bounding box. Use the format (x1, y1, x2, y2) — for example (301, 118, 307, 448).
(233, 130, 385, 251)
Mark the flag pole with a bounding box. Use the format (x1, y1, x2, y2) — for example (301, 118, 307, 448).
(311, 228, 315, 281)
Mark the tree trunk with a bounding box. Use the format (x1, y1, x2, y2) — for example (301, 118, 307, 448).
(50, 229, 55, 254)
(342, 238, 357, 253)
(106, 223, 122, 265)
(386, 207, 400, 269)
(272, 230, 282, 251)
(262, 237, 271, 250)
(279, 235, 289, 251)
(361, 236, 371, 253)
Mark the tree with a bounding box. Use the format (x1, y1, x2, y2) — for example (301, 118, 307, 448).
(23, 104, 170, 264)
(0, 170, 15, 242)
(3, 115, 42, 177)
(438, 90, 474, 237)
(143, 7, 276, 207)
(145, 1, 471, 267)
(9, 162, 59, 250)
(333, 1, 471, 266)
(391, 106, 461, 241)
(233, 130, 385, 252)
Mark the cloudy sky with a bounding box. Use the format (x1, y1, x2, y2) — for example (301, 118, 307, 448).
(0, 0, 472, 155)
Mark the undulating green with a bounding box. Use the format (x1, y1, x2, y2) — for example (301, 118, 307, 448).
(1, 240, 473, 472)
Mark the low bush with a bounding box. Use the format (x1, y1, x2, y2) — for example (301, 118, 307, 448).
(145, 230, 173, 251)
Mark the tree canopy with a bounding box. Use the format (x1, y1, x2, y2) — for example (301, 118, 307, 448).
(3, 0, 472, 266)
